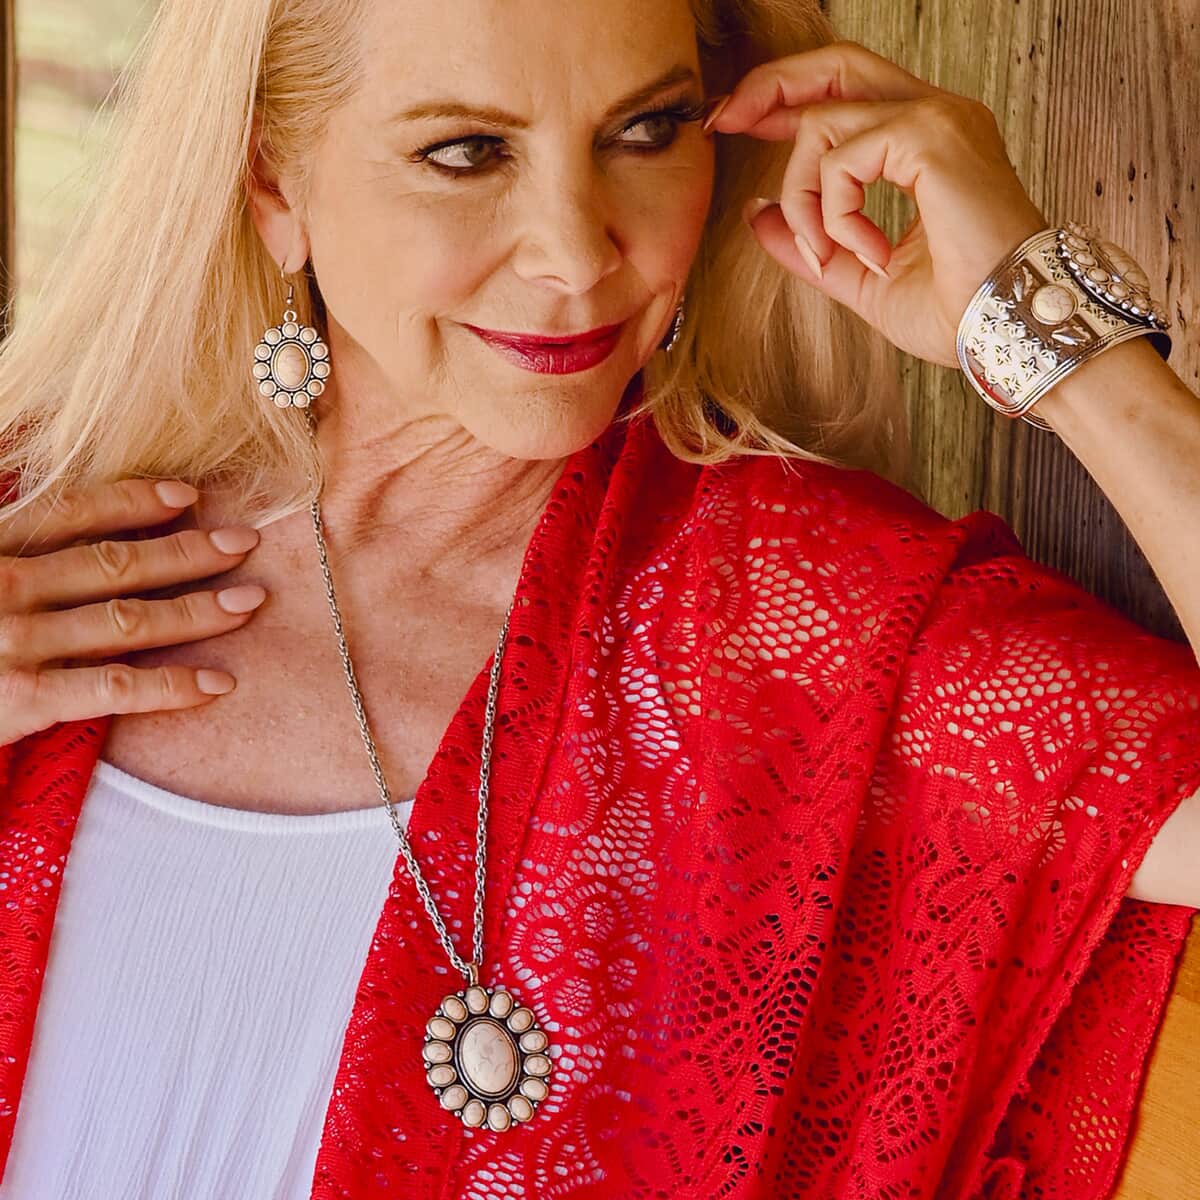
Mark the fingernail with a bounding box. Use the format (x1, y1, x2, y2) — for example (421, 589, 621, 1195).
(794, 234, 824, 280)
(209, 527, 260, 555)
(216, 584, 267, 614)
(701, 94, 732, 133)
(742, 196, 776, 223)
(196, 669, 236, 695)
(155, 480, 199, 507)
(854, 250, 890, 279)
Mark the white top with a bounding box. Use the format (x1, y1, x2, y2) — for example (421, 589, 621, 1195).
(0, 759, 412, 1200)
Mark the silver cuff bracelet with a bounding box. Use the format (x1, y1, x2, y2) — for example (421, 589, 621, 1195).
(955, 220, 1173, 431)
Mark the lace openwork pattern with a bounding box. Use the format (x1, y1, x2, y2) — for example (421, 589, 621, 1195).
(1, 395, 1198, 1198)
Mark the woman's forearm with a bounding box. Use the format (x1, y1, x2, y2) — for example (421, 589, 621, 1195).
(1023, 335, 1200, 658)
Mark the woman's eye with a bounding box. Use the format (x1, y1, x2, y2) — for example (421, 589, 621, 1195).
(422, 136, 504, 174)
(619, 112, 684, 146)
(416, 103, 701, 177)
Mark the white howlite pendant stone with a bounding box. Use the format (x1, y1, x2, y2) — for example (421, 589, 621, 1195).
(459, 1019, 519, 1095)
(428, 1016, 456, 1041)
(427, 1064, 456, 1088)
(425, 979, 553, 1131)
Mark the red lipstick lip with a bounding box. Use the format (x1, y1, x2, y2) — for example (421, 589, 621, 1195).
(467, 322, 623, 375)
(464, 320, 624, 348)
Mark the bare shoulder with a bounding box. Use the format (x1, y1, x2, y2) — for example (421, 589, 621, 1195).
(1125, 782, 1200, 907)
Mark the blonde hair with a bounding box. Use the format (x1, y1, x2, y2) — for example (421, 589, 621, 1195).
(0, 0, 906, 529)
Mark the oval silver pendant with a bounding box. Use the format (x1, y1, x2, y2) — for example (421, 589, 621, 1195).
(422, 982, 552, 1131)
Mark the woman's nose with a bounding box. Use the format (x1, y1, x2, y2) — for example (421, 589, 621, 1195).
(510, 176, 624, 294)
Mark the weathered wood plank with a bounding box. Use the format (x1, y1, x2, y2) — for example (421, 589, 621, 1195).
(823, 2, 1200, 1193)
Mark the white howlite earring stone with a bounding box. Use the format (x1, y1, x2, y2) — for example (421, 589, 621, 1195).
(273, 343, 309, 390)
(253, 301, 331, 410)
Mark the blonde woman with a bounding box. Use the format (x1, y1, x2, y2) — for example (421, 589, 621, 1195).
(0, 0, 1198, 1196)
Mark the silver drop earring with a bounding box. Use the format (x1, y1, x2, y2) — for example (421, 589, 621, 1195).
(252, 268, 332, 408)
(659, 296, 686, 353)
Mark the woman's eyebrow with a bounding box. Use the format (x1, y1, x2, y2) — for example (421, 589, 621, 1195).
(387, 63, 701, 130)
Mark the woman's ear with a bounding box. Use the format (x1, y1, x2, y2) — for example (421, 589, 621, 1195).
(245, 116, 311, 274)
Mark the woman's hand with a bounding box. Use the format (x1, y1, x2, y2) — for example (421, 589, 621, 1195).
(709, 39, 1050, 368)
(0, 477, 268, 745)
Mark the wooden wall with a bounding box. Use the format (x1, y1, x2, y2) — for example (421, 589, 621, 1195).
(820, 2, 1199, 1195)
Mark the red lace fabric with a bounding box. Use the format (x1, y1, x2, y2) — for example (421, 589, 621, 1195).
(1, 383, 1198, 1198)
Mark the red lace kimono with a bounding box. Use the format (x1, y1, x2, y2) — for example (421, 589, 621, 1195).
(1, 382, 1199, 1198)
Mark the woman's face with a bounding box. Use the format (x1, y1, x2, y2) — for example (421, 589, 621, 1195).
(287, 0, 716, 459)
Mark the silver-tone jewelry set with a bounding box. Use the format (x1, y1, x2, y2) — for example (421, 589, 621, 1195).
(248, 220, 1170, 1133)
(249, 283, 684, 1134)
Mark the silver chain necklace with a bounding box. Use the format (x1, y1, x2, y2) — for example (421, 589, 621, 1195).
(300, 405, 553, 1134)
